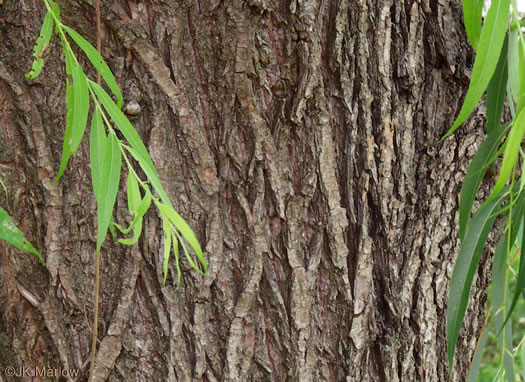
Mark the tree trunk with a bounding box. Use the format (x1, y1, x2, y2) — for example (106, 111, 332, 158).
(0, 0, 490, 381)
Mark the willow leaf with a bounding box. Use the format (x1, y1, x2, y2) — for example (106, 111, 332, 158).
(157, 203, 206, 274)
(172, 231, 181, 285)
(502, 214, 525, 331)
(0, 206, 44, 265)
(492, 238, 515, 380)
(521, 342, 525, 382)
(442, 0, 511, 139)
(127, 172, 141, 213)
(517, 34, 525, 114)
(90, 109, 105, 199)
(459, 123, 511, 240)
(462, 0, 484, 50)
(56, 61, 89, 181)
(487, 108, 525, 204)
(447, 189, 507, 369)
(118, 219, 142, 246)
(486, 34, 508, 135)
(114, 190, 151, 235)
(89, 82, 172, 208)
(508, 29, 520, 104)
(467, 323, 490, 382)
(64, 26, 123, 108)
(56, 79, 75, 182)
(69, 61, 89, 153)
(26, 9, 54, 79)
(96, 132, 121, 252)
(48, 1, 60, 18)
(162, 218, 172, 286)
(178, 230, 200, 274)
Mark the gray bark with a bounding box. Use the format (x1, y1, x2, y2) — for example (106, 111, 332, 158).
(0, 0, 489, 381)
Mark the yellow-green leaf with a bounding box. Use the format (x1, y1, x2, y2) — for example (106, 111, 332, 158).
(127, 172, 141, 213)
(0, 206, 44, 265)
(90, 109, 106, 198)
(70, 61, 90, 152)
(172, 231, 181, 286)
(90, 81, 172, 208)
(162, 218, 172, 286)
(56, 61, 89, 181)
(487, 108, 525, 204)
(96, 132, 121, 252)
(117, 219, 142, 246)
(443, 0, 511, 140)
(114, 190, 151, 235)
(64, 26, 123, 108)
(26, 10, 54, 79)
(462, 0, 484, 50)
(157, 203, 206, 274)
(56, 79, 74, 182)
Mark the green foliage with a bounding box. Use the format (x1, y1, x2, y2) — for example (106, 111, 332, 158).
(19, 0, 206, 285)
(447, 187, 508, 368)
(463, 0, 484, 50)
(0, 174, 41, 261)
(447, 0, 525, 378)
(25, 3, 57, 80)
(443, 0, 510, 140)
(0, 207, 44, 265)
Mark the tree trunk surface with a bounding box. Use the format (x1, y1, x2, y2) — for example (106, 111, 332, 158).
(0, 0, 490, 381)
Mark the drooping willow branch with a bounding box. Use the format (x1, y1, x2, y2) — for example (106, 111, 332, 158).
(445, 0, 525, 379)
(27, 0, 206, 281)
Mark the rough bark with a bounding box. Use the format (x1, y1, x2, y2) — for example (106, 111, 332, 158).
(0, 0, 490, 381)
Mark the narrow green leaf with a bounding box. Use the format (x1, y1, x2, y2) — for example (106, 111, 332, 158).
(62, 40, 74, 76)
(26, 10, 54, 79)
(508, 29, 520, 104)
(127, 172, 141, 213)
(462, 0, 484, 50)
(486, 34, 508, 135)
(492, 238, 515, 380)
(459, 123, 511, 240)
(502, 214, 525, 330)
(0, 206, 44, 265)
(48, 1, 60, 18)
(96, 132, 121, 252)
(56, 61, 89, 181)
(113, 190, 151, 235)
(521, 340, 525, 382)
(520, 160, 525, 194)
(447, 189, 508, 369)
(90, 109, 106, 198)
(508, 191, 525, 245)
(90, 81, 173, 208)
(70, 61, 90, 152)
(442, 0, 511, 140)
(63, 26, 123, 108)
(118, 220, 142, 246)
(162, 218, 172, 286)
(157, 203, 206, 274)
(517, 35, 525, 114)
(172, 231, 181, 285)
(177, 229, 201, 274)
(56, 79, 74, 182)
(467, 323, 490, 382)
(487, 108, 525, 204)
